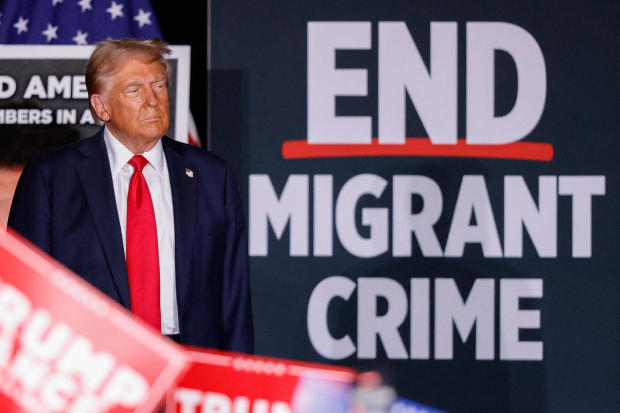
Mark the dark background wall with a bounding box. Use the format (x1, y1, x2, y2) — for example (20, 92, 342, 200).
(151, 1, 208, 147)
(207, 1, 619, 412)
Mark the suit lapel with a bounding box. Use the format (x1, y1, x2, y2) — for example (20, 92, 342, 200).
(76, 131, 131, 309)
(162, 138, 197, 321)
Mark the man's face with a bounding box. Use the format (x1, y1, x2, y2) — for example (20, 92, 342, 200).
(102, 58, 170, 148)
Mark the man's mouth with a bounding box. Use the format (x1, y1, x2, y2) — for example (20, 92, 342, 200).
(142, 116, 162, 122)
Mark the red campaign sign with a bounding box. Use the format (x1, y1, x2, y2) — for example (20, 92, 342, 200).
(167, 347, 356, 413)
(0, 230, 188, 413)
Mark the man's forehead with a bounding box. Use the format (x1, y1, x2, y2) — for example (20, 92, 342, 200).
(114, 58, 165, 76)
(110, 59, 166, 85)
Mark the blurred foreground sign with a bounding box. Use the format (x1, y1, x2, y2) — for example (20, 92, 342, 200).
(167, 347, 355, 413)
(0, 230, 188, 413)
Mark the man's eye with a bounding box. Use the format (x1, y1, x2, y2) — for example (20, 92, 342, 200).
(126, 88, 139, 95)
(154, 83, 166, 90)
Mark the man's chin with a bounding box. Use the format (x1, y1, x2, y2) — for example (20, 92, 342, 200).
(141, 124, 169, 139)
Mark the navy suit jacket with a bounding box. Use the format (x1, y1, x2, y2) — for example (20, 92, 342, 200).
(8, 129, 253, 352)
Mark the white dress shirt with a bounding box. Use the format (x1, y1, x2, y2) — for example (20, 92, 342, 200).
(103, 127, 179, 334)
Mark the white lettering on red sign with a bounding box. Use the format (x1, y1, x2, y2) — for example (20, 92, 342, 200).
(175, 389, 292, 413)
(0, 280, 148, 412)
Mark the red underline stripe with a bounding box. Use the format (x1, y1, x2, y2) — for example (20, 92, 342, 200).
(281, 138, 554, 161)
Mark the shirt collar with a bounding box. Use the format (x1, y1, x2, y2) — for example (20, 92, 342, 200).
(103, 126, 165, 177)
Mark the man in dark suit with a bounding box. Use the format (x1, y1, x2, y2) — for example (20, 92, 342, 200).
(8, 38, 253, 352)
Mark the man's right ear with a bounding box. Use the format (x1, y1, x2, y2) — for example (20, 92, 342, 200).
(90, 94, 110, 122)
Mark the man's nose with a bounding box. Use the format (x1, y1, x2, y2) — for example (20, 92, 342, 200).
(144, 86, 158, 107)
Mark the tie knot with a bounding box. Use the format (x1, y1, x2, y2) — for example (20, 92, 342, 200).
(128, 155, 149, 172)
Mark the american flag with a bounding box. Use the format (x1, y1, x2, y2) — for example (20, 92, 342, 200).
(0, 0, 201, 146)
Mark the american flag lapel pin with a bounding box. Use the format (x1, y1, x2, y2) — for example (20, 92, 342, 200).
(185, 168, 194, 178)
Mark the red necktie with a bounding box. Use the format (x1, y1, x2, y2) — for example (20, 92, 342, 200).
(126, 155, 161, 330)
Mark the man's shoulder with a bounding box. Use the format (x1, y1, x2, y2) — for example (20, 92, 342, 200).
(27, 130, 104, 171)
(162, 136, 228, 171)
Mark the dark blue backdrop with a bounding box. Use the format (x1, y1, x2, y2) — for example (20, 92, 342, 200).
(209, 1, 619, 412)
